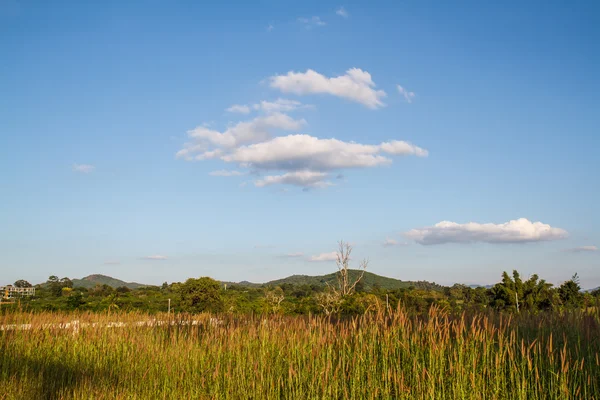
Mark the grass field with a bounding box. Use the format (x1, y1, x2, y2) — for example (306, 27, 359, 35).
(1, 307, 599, 399)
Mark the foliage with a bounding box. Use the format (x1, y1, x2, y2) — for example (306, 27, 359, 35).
(13, 280, 32, 288)
(178, 277, 223, 313)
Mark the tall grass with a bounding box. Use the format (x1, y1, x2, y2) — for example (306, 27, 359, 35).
(1, 307, 599, 399)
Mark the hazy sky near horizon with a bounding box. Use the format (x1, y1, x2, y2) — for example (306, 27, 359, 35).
(1, 0, 599, 288)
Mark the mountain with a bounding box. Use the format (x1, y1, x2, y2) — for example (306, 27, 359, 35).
(227, 270, 445, 291)
(72, 274, 148, 290)
(467, 284, 494, 289)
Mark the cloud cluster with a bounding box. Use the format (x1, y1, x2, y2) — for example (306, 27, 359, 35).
(405, 218, 568, 245)
(73, 164, 95, 173)
(176, 113, 306, 161)
(179, 125, 426, 188)
(270, 68, 387, 109)
(178, 68, 425, 189)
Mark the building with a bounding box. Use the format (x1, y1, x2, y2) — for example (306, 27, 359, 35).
(1, 285, 35, 300)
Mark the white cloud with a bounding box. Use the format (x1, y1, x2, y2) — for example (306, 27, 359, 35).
(209, 170, 246, 177)
(309, 251, 338, 262)
(73, 164, 95, 173)
(405, 218, 568, 245)
(142, 255, 168, 260)
(565, 245, 598, 253)
(336, 7, 349, 18)
(254, 170, 333, 188)
(223, 134, 427, 171)
(270, 68, 386, 109)
(176, 113, 306, 160)
(298, 16, 326, 28)
(226, 104, 251, 114)
(103, 261, 120, 265)
(397, 85, 416, 103)
(267, 24, 274, 32)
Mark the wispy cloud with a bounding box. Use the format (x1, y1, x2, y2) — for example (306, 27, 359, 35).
(266, 24, 274, 32)
(298, 16, 326, 29)
(383, 238, 407, 247)
(72, 164, 95, 173)
(279, 252, 304, 258)
(309, 251, 338, 262)
(336, 7, 349, 18)
(564, 245, 598, 253)
(254, 170, 333, 189)
(209, 170, 247, 177)
(397, 85, 416, 103)
(142, 255, 168, 260)
(227, 99, 313, 115)
(103, 261, 120, 265)
(405, 218, 568, 245)
(270, 68, 386, 109)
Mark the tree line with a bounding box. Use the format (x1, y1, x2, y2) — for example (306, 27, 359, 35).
(3, 243, 598, 315)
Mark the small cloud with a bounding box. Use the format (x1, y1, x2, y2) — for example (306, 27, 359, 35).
(209, 170, 246, 177)
(565, 245, 598, 253)
(267, 24, 274, 32)
(298, 16, 326, 29)
(382, 238, 408, 247)
(335, 173, 344, 180)
(103, 261, 120, 265)
(309, 251, 338, 262)
(226, 104, 251, 114)
(142, 255, 168, 260)
(397, 85, 416, 103)
(73, 164, 95, 173)
(336, 7, 349, 18)
(270, 68, 386, 109)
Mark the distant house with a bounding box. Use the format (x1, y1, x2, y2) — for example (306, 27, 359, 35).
(1, 285, 35, 300)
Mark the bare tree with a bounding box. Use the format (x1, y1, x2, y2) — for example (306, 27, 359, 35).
(333, 241, 368, 297)
(316, 241, 368, 315)
(265, 287, 285, 313)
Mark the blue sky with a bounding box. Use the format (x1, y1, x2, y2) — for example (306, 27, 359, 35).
(1, 0, 599, 288)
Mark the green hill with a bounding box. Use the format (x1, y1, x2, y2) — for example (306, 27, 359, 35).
(72, 274, 147, 290)
(229, 270, 444, 291)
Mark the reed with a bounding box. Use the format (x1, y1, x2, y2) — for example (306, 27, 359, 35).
(1, 307, 598, 399)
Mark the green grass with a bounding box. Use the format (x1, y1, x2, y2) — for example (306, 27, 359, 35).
(1, 307, 599, 399)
